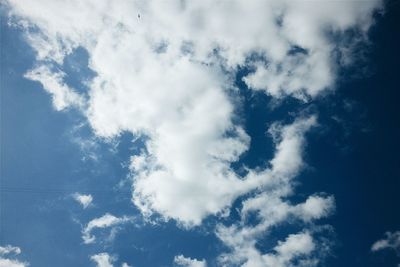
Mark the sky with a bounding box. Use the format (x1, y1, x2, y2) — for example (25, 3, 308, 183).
(0, 1, 399, 267)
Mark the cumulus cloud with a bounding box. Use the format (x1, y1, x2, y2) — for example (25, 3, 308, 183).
(263, 232, 316, 267)
(82, 213, 134, 244)
(7, 0, 382, 99)
(0, 245, 28, 267)
(215, 119, 335, 266)
(372, 231, 400, 253)
(4, 0, 382, 265)
(5, 0, 381, 226)
(132, 115, 316, 226)
(216, 193, 334, 266)
(217, 228, 325, 267)
(90, 253, 114, 267)
(174, 255, 207, 267)
(73, 193, 93, 209)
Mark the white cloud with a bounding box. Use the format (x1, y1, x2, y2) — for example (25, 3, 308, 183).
(215, 118, 334, 266)
(90, 253, 114, 267)
(372, 231, 400, 253)
(293, 195, 336, 222)
(24, 65, 84, 111)
(240, 194, 335, 226)
(82, 213, 134, 244)
(174, 255, 207, 267)
(0, 258, 27, 267)
(5, 0, 381, 226)
(90, 254, 134, 267)
(0, 245, 21, 256)
(262, 232, 316, 267)
(130, 116, 315, 226)
(4, 1, 382, 265)
(7, 0, 382, 99)
(216, 193, 334, 266)
(218, 230, 320, 267)
(0, 245, 28, 267)
(73, 193, 93, 209)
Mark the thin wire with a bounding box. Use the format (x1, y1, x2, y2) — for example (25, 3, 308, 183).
(0, 186, 131, 195)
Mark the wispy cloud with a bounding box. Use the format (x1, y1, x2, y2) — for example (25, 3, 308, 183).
(82, 213, 134, 244)
(72, 193, 93, 209)
(372, 230, 400, 254)
(24, 65, 84, 111)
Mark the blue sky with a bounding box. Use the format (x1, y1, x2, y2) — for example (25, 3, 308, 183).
(1, 1, 399, 267)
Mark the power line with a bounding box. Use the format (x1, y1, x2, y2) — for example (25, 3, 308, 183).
(0, 186, 131, 195)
